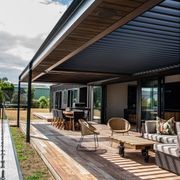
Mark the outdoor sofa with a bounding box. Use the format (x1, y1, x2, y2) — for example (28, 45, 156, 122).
(144, 120, 180, 175)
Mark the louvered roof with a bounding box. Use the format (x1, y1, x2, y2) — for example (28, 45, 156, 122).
(56, 0, 180, 74)
(20, 0, 180, 84)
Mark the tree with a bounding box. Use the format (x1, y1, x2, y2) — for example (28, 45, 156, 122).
(0, 77, 8, 82)
(11, 92, 27, 105)
(0, 90, 3, 104)
(11, 86, 27, 105)
(0, 77, 14, 102)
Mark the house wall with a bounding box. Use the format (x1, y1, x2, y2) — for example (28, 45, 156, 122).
(164, 74, 180, 121)
(50, 84, 86, 110)
(106, 81, 137, 120)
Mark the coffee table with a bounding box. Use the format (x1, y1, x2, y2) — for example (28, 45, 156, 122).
(110, 135, 156, 162)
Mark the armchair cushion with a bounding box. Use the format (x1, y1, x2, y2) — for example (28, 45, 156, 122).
(144, 133, 177, 143)
(154, 143, 179, 157)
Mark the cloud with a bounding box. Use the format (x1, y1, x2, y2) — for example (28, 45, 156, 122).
(0, 64, 23, 83)
(0, 0, 70, 83)
(40, 0, 72, 6)
(0, 0, 68, 38)
(6, 46, 35, 60)
(0, 48, 29, 71)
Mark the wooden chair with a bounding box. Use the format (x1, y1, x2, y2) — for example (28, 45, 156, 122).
(73, 111, 84, 131)
(77, 119, 99, 151)
(52, 109, 58, 126)
(56, 109, 65, 129)
(62, 112, 72, 130)
(107, 117, 131, 136)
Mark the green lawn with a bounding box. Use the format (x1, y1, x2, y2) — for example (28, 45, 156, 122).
(10, 127, 53, 180)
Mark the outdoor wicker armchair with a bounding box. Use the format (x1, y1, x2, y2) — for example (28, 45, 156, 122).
(107, 117, 131, 136)
(77, 119, 99, 151)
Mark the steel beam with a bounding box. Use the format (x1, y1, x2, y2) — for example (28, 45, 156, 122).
(26, 64, 32, 143)
(17, 79, 21, 127)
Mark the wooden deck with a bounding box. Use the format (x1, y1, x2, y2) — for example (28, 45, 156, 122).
(33, 112, 53, 122)
(20, 121, 180, 180)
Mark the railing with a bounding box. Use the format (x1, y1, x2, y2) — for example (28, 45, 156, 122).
(0, 104, 5, 180)
(0, 104, 23, 180)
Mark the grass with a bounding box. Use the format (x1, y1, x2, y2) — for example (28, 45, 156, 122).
(5, 108, 49, 121)
(10, 127, 54, 180)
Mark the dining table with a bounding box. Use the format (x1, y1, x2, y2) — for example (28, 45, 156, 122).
(63, 111, 74, 131)
(63, 111, 74, 116)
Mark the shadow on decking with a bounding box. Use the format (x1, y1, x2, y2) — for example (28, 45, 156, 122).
(30, 123, 179, 180)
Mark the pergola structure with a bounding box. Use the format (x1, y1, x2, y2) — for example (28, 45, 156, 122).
(17, 0, 180, 142)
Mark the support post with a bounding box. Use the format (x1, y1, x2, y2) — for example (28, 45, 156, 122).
(101, 85, 107, 124)
(136, 80, 142, 132)
(89, 86, 94, 121)
(17, 78, 21, 127)
(158, 77, 165, 118)
(26, 64, 32, 143)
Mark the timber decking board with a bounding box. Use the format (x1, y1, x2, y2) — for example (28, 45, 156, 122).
(20, 121, 180, 180)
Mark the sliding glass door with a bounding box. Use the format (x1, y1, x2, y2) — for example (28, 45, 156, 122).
(54, 91, 62, 109)
(67, 89, 79, 107)
(92, 86, 102, 123)
(141, 80, 158, 120)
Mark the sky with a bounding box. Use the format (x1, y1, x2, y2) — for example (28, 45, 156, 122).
(0, 0, 72, 83)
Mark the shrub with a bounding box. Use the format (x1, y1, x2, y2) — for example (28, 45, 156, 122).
(38, 96, 49, 108)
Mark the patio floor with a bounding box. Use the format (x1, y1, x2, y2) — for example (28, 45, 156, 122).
(20, 121, 180, 180)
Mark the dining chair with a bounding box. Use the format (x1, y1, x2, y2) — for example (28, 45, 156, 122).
(62, 111, 72, 130)
(56, 109, 65, 129)
(52, 109, 58, 126)
(73, 111, 85, 131)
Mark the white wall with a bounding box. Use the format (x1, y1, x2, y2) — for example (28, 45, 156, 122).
(106, 81, 137, 119)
